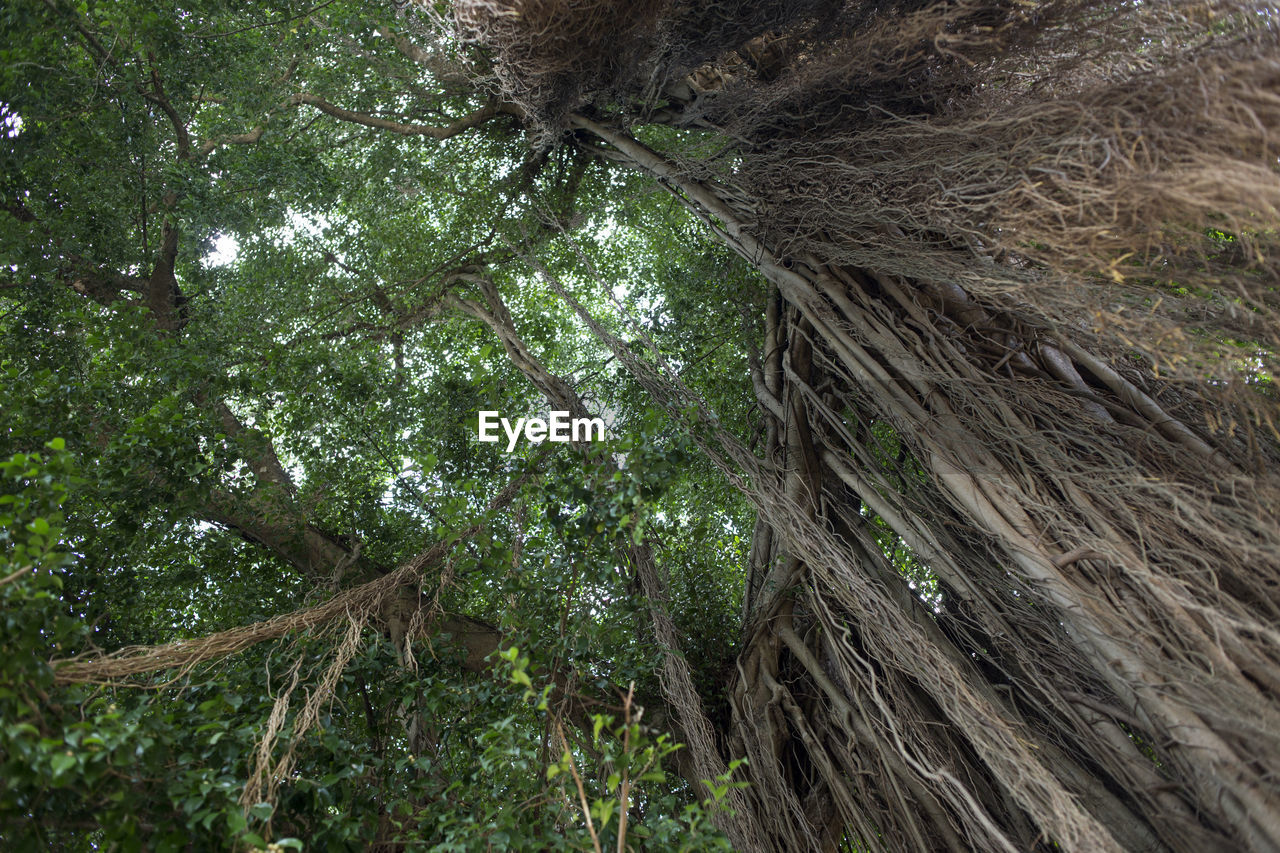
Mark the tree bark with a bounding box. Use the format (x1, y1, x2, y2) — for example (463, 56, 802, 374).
(562, 116, 1279, 852)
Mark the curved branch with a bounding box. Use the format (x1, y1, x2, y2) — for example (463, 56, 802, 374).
(196, 124, 267, 158)
(290, 93, 513, 138)
(52, 457, 542, 684)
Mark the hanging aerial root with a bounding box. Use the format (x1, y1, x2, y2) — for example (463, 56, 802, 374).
(52, 570, 409, 685)
(240, 612, 370, 812)
(457, 0, 1280, 847)
(51, 459, 544, 685)
(736, 40, 1280, 372)
(452, 0, 665, 135)
(240, 652, 306, 811)
(527, 249, 1126, 851)
(630, 542, 770, 850)
(462, 0, 1280, 381)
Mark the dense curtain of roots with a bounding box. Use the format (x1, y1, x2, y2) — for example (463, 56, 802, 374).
(455, 0, 1280, 850)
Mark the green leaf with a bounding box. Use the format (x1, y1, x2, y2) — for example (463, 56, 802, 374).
(50, 752, 76, 776)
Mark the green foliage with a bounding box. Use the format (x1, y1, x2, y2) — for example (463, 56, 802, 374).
(0, 442, 736, 849)
(496, 646, 736, 852)
(0, 447, 299, 850)
(0, 1, 758, 847)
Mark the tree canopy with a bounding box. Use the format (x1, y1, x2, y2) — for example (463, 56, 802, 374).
(2, 1, 1279, 851)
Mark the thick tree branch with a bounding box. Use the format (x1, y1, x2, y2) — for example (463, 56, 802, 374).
(52, 457, 543, 684)
(192, 93, 517, 161)
(144, 61, 194, 160)
(447, 276, 588, 418)
(289, 93, 514, 138)
(196, 124, 268, 158)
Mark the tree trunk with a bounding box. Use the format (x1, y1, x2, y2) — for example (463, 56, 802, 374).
(561, 117, 1280, 852)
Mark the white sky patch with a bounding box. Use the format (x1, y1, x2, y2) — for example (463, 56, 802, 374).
(204, 233, 241, 267)
(205, 210, 332, 270)
(1, 104, 22, 138)
(288, 209, 328, 240)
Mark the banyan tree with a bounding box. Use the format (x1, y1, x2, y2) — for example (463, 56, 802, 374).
(2, 0, 1279, 850)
